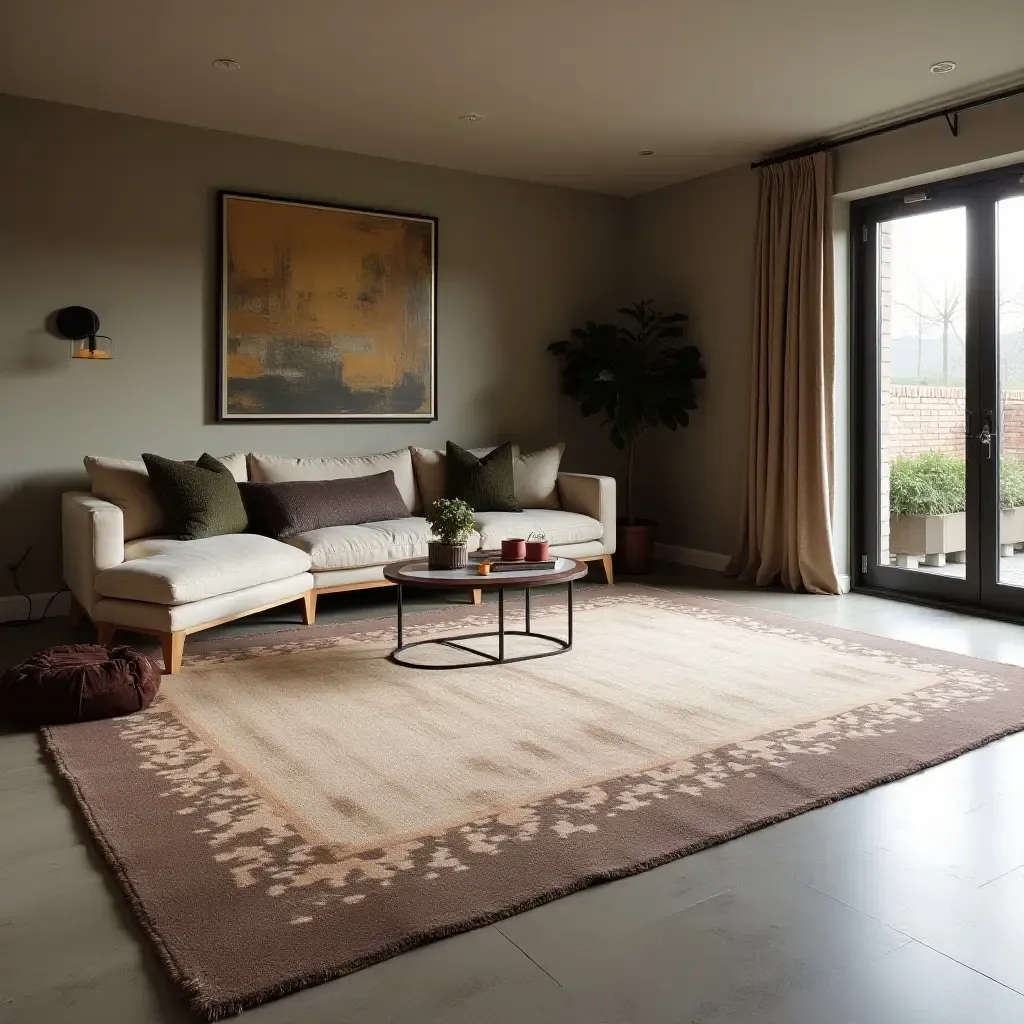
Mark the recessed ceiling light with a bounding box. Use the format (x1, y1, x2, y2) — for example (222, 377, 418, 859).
(639, 150, 655, 157)
(458, 112, 483, 122)
(930, 60, 956, 74)
(212, 58, 241, 71)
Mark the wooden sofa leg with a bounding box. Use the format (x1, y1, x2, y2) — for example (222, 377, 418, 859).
(96, 622, 117, 646)
(471, 589, 482, 606)
(600, 553, 615, 585)
(301, 591, 317, 625)
(160, 632, 185, 675)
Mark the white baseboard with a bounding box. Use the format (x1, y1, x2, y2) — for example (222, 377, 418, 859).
(654, 543, 731, 573)
(0, 590, 70, 624)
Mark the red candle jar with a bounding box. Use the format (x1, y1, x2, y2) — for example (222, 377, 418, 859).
(525, 539, 549, 562)
(501, 538, 526, 561)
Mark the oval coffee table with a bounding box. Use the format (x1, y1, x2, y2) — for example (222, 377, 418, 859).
(382, 556, 589, 669)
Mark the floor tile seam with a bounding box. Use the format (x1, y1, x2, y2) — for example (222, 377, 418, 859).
(492, 928, 567, 991)
(794, 876, 1024, 998)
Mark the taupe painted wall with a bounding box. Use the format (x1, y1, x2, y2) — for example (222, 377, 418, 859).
(627, 164, 759, 559)
(0, 94, 626, 596)
(7, 90, 1023, 599)
(835, 92, 1024, 198)
(628, 94, 1024, 566)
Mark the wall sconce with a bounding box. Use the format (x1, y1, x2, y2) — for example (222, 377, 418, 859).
(54, 306, 114, 360)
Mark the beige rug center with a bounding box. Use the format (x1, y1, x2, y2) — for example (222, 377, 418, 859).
(166, 601, 941, 853)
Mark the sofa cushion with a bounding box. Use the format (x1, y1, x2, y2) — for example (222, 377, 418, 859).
(95, 534, 311, 606)
(446, 441, 521, 512)
(473, 510, 603, 550)
(84, 453, 248, 541)
(142, 453, 249, 541)
(411, 444, 519, 514)
(513, 444, 564, 510)
(288, 518, 480, 572)
(248, 449, 418, 514)
(123, 537, 185, 560)
(240, 471, 410, 539)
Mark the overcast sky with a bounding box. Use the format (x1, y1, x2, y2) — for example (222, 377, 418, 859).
(887, 197, 1024, 345)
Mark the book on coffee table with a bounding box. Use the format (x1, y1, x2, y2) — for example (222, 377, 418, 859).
(486, 559, 557, 572)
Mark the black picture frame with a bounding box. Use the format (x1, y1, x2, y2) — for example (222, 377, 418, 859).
(217, 190, 438, 423)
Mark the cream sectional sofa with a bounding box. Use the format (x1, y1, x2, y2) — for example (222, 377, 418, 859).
(62, 446, 616, 674)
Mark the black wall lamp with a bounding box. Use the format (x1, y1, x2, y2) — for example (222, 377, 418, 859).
(54, 306, 114, 360)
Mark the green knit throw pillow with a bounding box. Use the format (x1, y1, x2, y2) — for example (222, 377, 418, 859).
(445, 441, 522, 513)
(141, 453, 248, 540)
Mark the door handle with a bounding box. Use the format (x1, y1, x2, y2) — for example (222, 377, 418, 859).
(978, 424, 996, 458)
(967, 410, 998, 459)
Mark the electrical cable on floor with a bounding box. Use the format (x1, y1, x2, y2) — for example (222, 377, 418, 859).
(2, 546, 70, 628)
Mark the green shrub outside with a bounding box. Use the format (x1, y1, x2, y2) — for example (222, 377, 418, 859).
(889, 451, 1024, 517)
(1002, 457, 1024, 510)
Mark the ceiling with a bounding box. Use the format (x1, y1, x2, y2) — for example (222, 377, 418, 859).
(3, 0, 1024, 195)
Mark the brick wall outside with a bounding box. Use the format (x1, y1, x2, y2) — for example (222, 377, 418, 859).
(888, 386, 1024, 458)
(1005, 397, 1024, 453)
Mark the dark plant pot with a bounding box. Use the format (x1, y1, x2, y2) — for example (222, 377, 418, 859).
(614, 520, 656, 575)
(428, 541, 469, 570)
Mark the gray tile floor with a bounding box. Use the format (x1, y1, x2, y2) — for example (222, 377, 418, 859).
(4, 565, 1024, 1023)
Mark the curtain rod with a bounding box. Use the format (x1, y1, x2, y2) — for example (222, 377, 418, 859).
(750, 81, 1024, 169)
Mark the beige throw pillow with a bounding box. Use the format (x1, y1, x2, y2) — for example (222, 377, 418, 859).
(84, 453, 248, 541)
(513, 443, 564, 510)
(248, 449, 418, 514)
(411, 444, 520, 514)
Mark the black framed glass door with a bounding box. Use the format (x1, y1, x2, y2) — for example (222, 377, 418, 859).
(855, 164, 1024, 614)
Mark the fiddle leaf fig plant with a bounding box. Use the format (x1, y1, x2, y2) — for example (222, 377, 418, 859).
(548, 299, 705, 524)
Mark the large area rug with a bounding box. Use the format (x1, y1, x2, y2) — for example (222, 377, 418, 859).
(43, 587, 1024, 1018)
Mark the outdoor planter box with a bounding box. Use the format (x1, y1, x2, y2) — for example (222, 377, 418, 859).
(889, 512, 966, 559)
(890, 506, 1024, 561)
(1001, 506, 1024, 546)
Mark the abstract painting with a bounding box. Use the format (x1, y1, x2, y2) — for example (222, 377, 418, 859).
(218, 192, 436, 420)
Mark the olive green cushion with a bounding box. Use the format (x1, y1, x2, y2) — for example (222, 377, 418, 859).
(141, 453, 249, 540)
(445, 441, 522, 513)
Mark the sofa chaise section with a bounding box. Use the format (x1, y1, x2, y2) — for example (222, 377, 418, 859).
(63, 494, 314, 673)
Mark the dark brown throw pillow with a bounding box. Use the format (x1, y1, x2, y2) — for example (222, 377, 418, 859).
(142, 452, 248, 540)
(239, 470, 411, 539)
(445, 441, 522, 512)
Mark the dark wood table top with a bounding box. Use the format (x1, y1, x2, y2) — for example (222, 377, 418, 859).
(382, 556, 589, 590)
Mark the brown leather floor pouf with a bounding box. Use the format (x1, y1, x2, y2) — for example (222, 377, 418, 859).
(0, 644, 160, 726)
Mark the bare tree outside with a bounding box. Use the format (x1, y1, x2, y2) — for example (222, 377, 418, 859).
(893, 281, 964, 385)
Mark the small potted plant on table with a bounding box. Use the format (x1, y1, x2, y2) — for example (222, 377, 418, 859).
(549, 299, 705, 574)
(426, 498, 476, 569)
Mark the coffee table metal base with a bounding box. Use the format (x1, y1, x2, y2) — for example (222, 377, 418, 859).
(389, 582, 574, 669)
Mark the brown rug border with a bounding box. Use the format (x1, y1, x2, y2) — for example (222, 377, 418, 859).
(41, 587, 1024, 1019)
(41, 728, 202, 1006)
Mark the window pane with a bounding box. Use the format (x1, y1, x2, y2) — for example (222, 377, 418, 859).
(878, 207, 968, 575)
(997, 196, 1024, 586)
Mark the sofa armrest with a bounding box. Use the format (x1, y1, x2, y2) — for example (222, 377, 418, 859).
(557, 473, 617, 554)
(62, 492, 125, 616)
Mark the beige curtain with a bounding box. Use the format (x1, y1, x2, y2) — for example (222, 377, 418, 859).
(729, 152, 840, 595)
